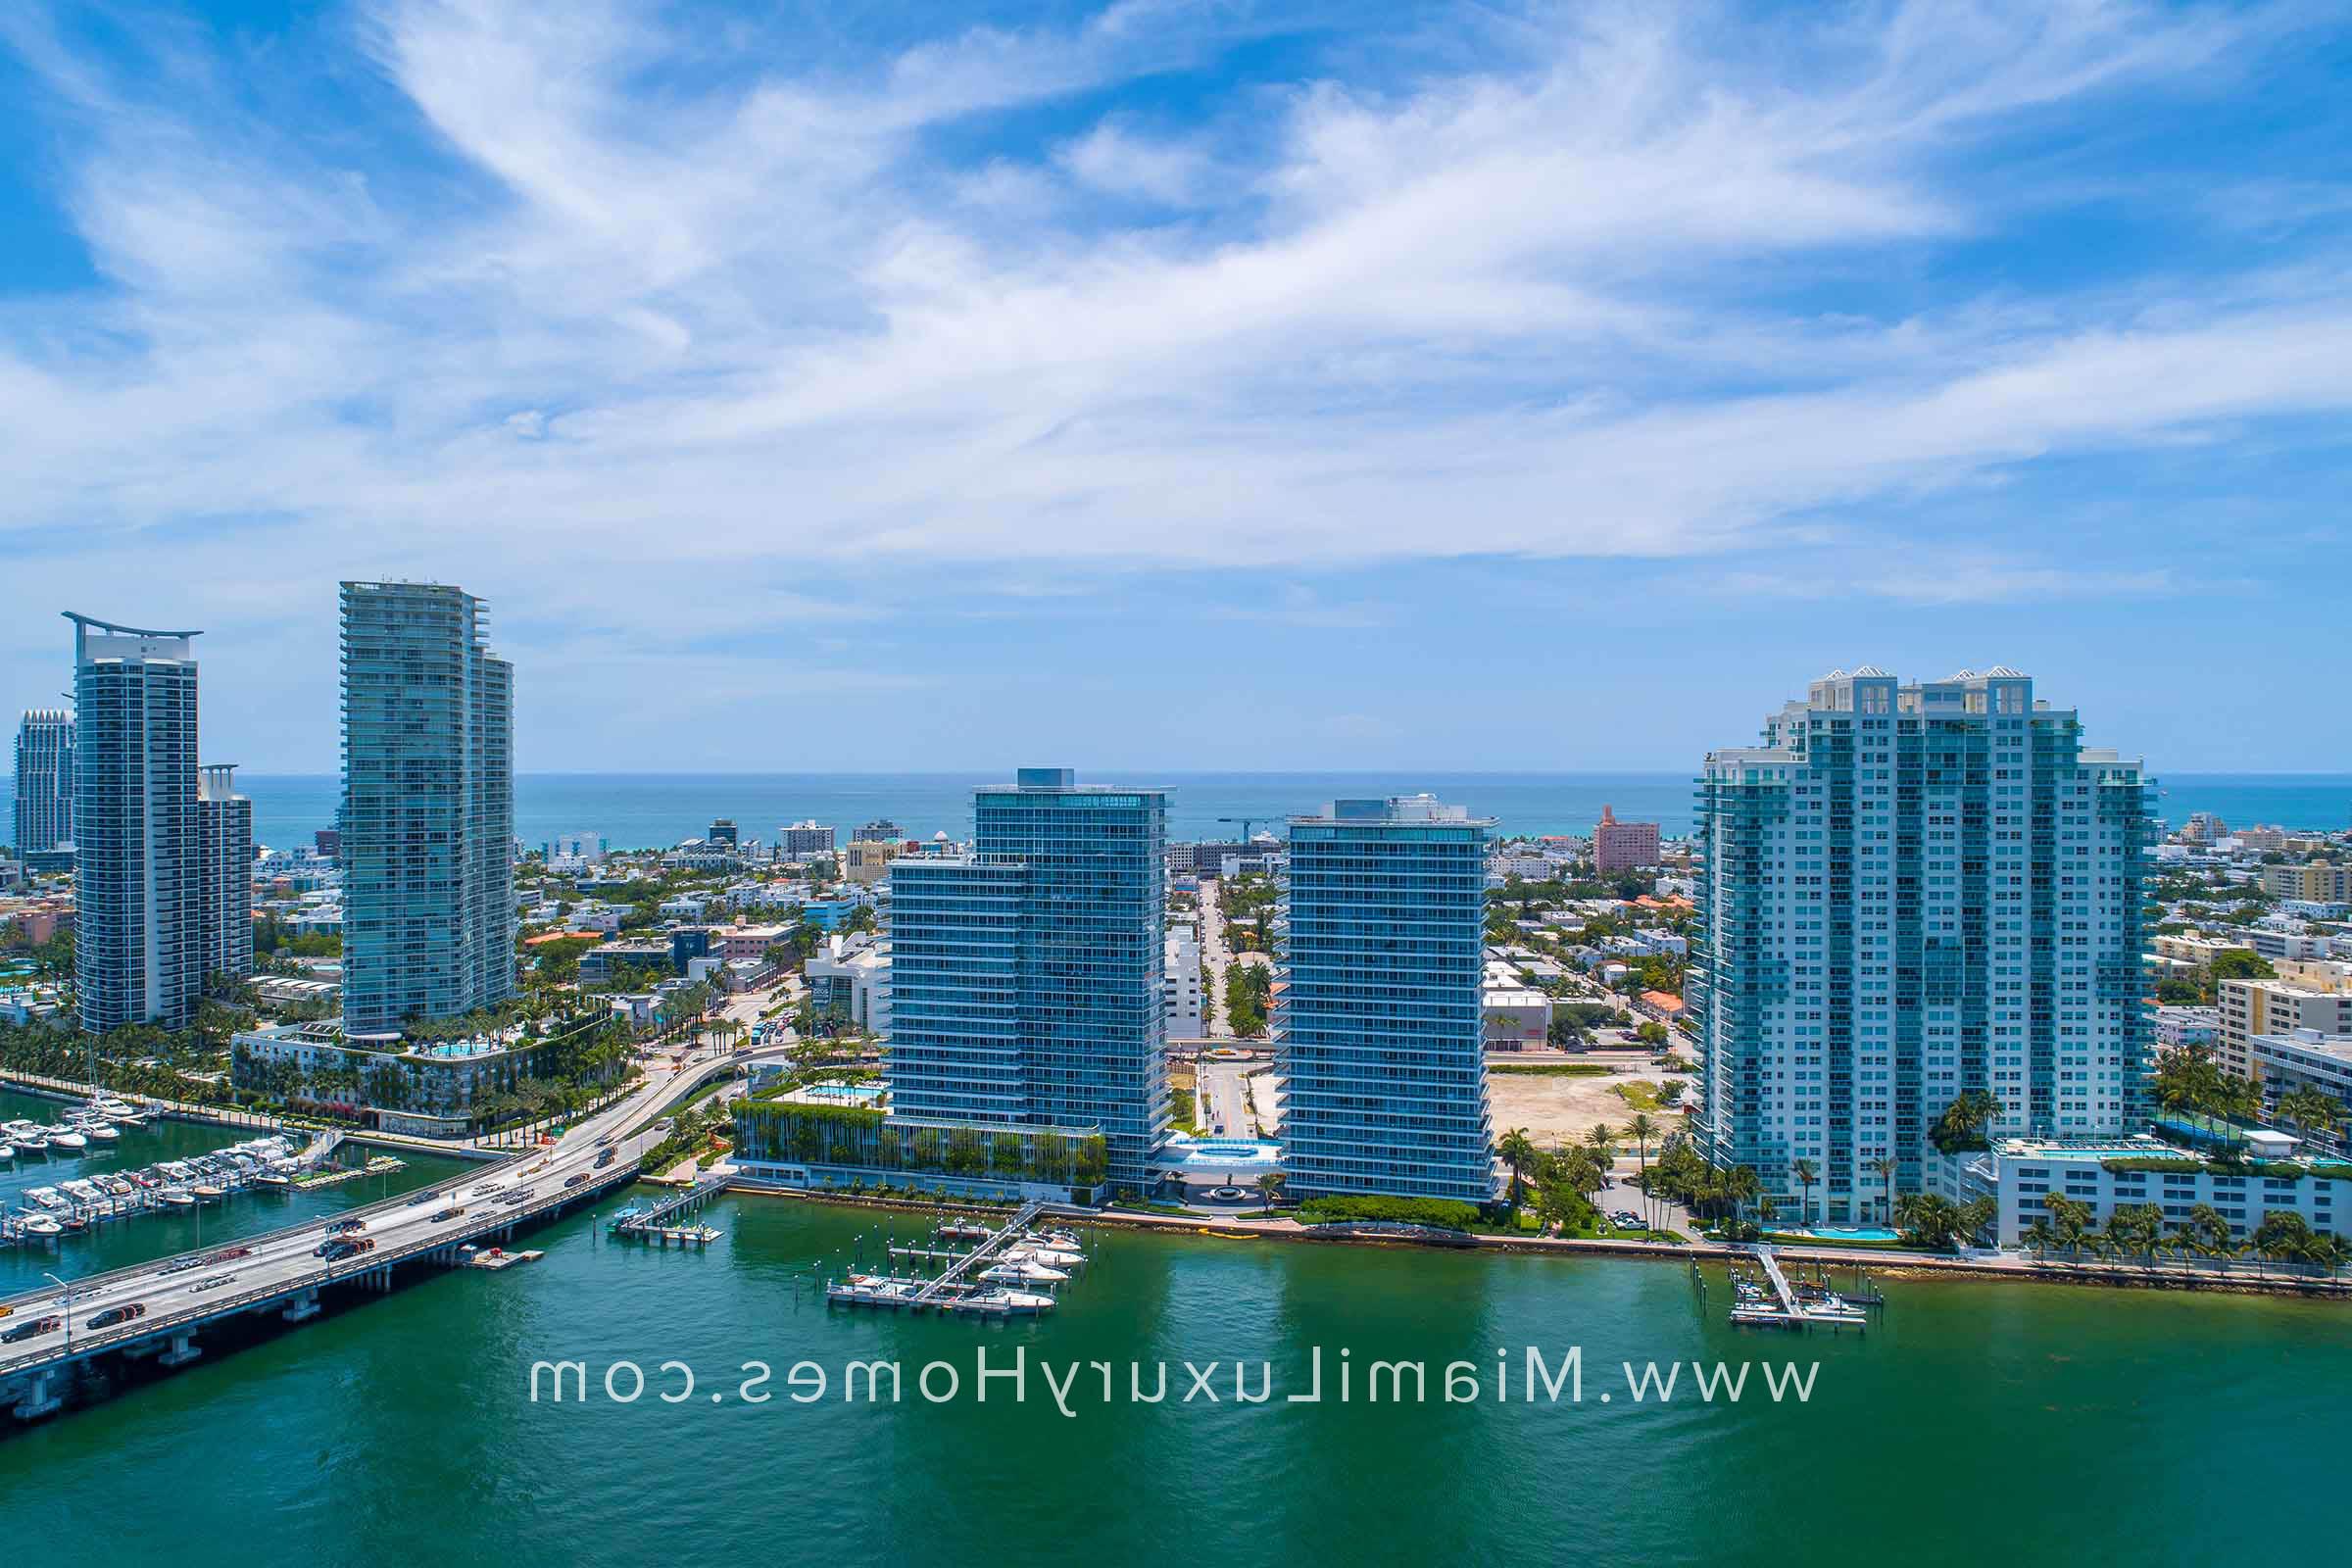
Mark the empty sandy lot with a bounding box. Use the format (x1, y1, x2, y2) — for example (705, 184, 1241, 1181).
(1486, 1062, 1684, 1151)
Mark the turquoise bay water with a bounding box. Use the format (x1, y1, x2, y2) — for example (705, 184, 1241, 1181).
(2, 1188, 2343, 1563)
(10, 769, 2348, 852)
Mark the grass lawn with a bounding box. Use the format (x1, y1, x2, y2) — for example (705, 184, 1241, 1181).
(1757, 1230, 1923, 1252)
(1613, 1081, 1666, 1111)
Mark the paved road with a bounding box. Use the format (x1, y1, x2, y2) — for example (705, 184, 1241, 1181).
(1197, 878, 1234, 1040)
(0, 1041, 791, 1376)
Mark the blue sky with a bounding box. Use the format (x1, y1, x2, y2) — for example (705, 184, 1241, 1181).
(3, 1, 2350, 773)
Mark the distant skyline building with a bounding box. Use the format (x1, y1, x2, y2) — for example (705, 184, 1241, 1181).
(780, 819, 837, 859)
(887, 768, 1168, 1192)
(339, 581, 515, 1036)
(12, 707, 74, 855)
(67, 612, 203, 1032)
(708, 817, 739, 846)
(1691, 666, 2153, 1227)
(196, 762, 254, 983)
(1277, 794, 1496, 1203)
(1592, 804, 1661, 873)
(857, 817, 903, 845)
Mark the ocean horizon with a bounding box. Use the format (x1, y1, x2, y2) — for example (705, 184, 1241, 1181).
(9, 768, 2350, 854)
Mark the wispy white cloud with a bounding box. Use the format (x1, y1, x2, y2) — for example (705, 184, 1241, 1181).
(1, 0, 2347, 764)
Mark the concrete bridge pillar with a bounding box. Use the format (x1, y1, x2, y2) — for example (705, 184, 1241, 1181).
(158, 1330, 202, 1368)
(12, 1370, 64, 1421)
(281, 1288, 320, 1323)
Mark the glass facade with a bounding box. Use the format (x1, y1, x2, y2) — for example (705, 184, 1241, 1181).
(12, 708, 74, 855)
(1691, 668, 2153, 1223)
(1277, 795, 1496, 1203)
(885, 769, 1167, 1193)
(340, 582, 515, 1035)
(196, 763, 254, 983)
(68, 615, 202, 1032)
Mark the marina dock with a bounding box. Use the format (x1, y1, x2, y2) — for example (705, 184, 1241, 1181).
(1726, 1245, 1874, 1332)
(824, 1200, 1080, 1319)
(3, 1123, 399, 1249)
(609, 1175, 727, 1247)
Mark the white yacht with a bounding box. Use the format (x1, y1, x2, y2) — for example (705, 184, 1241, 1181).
(77, 1121, 122, 1143)
(26, 1187, 69, 1210)
(967, 1287, 1055, 1316)
(161, 1187, 195, 1206)
(60, 1179, 102, 1202)
(45, 1125, 88, 1151)
(981, 1259, 1070, 1285)
(20, 1213, 63, 1237)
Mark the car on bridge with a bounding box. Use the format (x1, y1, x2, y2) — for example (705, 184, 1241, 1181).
(430, 1205, 466, 1222)
(85, 1303, 146, 1330)
(2, 1315, 62, 1344)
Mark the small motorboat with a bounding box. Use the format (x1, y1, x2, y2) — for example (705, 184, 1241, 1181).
(0, 1144, 14, 1161)
(20, 1214, 63, 1237)
(46, 1126, 87, 1151)
(191, 1183, 226, 1203)
(161, 1187, 195, 1206)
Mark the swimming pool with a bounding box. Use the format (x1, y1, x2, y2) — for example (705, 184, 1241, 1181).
(1771, 1225, 1902, 1243)
(803, 1083, 883, 1102)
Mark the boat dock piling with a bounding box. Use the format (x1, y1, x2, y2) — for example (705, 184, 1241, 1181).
(1725, 1246, 1872, 1333)
(610, 1176, 727, 1247)
(825, 1200, 1073, 1318)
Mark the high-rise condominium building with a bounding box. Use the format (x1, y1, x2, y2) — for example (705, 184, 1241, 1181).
(886, 769, 1167, 1191)
(1691, 667, 2152, 1224)
(340, 581, 515, 1036)
(13, 708, 74, 855)
(68, 613, 203, 1032)
(1277, 795, 1495, 1203)
(196, 763, 254, 984)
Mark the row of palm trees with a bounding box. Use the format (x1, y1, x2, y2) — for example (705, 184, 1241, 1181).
(2024, 1194, 2352, 1275)
(1496, 1112, 1669, 1234)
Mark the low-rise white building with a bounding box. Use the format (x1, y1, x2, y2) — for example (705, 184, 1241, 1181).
(1482, 985, 1550, 1050)
(806, 933, 891, 1038)
(1959, 1134, 2350, 1247)
(1164, 921, 1203, 1039)
(2155, 1005, 2220, 1050)
(2249, 1027, 2352, 1149)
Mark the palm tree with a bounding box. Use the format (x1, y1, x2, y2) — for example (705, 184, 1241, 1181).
(1789, 1157, 1818, 1229)
(1496, 1128, 1539, 1212)
(1254, 1172, 1285, 1217)
(1724, 1164, 1760, 1232)
(1625, 1113, 1660, 1228)
(1580, 1128, 1618, 1189)
(1868, 1153, 1898, 1228)
(2022, 1216, 2058, 1261)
